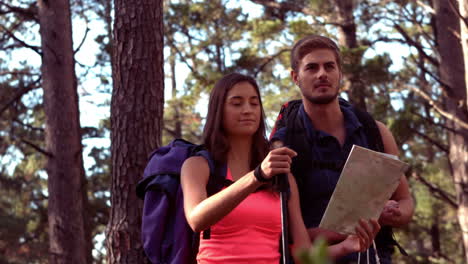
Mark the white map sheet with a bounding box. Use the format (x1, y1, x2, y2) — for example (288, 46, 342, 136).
(319, 145, 409, 234)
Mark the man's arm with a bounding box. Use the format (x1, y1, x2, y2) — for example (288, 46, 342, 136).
(307, 227, 347, 244)
(376, 121, 414, 227)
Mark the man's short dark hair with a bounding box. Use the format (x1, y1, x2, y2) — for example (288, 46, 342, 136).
(290, 35, 342, 72)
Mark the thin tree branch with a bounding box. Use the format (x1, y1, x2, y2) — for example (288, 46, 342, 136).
(0, 70, 40, 76)
(363, 36, 406, 47)
(166, 34, 209, 85)
(410, 110, 461, 134)
(0, 77, 41, 117)
(163, 126, 177, 138)
(409, 54, 448, 90)
(0, 15, 25, 43)
(12, 118, 45, 133)
(407, 4, 437, 50)
(415, 0, 435, 14)
(394, 24, 439, 67)
(412, 172, 458, 208)
(1, 43, 28, 51)
(405, 84, 468, 130)
(19, 138, 52, 158)
(409, 52, 453, 99)
(74, 26, 89, 55)
(0, 1, 38, 22)
(0, 23, 42, 56)
(74, 15, 90, 54)
(249, 0, 313, 16)
(254, 48, 289, 77)
(448, 0, 468, 29)
(410, 127, 449, 153)
(249, 0, 354, 28)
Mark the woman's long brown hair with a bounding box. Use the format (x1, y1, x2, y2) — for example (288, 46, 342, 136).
(203, 73, 269, 170)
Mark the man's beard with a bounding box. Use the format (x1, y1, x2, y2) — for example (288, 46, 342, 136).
(304, 92, 338, 104)
(302, 86, 339, 105)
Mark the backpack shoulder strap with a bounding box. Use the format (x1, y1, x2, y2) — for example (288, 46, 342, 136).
(338, 98, 384, 152)
(136, 139, 199, 199)
(353, 108, 384, 152)
(193, 149, 228, 196)
(271, 99, 302, 140)
(271, 100, 312, 186)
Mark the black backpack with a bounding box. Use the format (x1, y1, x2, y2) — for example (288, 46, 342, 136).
(271, 98, 407, 257)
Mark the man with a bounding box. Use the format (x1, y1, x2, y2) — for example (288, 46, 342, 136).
(272, 35, 414, 263)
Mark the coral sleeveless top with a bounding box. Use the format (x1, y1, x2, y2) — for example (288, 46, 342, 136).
(197, 168, 282, 264)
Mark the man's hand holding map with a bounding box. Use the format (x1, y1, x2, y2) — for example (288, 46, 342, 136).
(319, 145, 410, 234)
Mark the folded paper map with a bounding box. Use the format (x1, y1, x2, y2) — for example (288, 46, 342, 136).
(319, 145, 409, 234)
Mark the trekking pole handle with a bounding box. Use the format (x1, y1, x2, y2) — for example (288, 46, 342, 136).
(270, 139, 288, 192)
(270, 138, 284, 150)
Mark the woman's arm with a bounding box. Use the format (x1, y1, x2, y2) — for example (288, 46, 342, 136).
(181, 146, 297, 232)
(181, 156, 262, 232)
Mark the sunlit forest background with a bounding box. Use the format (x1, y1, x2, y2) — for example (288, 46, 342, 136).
(1, 0, 467, 263)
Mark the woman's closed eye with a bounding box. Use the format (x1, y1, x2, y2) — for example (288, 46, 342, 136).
(229, 98, 243, 106)
(250, 98, 259, 106)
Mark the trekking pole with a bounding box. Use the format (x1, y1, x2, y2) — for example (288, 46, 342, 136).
(279, 175, 290, 264)
(271, 139, 291, 264)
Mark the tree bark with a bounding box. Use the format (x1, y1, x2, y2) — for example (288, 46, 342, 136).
(37, 0, 88, 263)
(170, 46, 182, 139)
(434, 1, 468, 262)
(106, 0, 164, 263)
(460, 0, 468, 110)
(333, 0, 367, 112)
(430, 207, 441, 257)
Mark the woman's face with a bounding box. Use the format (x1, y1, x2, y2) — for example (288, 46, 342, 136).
(222, 81, 261, 137)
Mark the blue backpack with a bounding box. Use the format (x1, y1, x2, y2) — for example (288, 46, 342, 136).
(136, 139, 227, 264)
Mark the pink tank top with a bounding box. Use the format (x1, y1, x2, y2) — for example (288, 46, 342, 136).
(197, 168, 281, 264)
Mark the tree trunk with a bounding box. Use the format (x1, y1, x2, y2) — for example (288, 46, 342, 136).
(105, 0, 114, 67)
(430, 207, 441, 257)
(434, 1, 468, 262)
(106, 0, 164, 263)
(460, 0, 468, 110)
(38, 0, 88, 263)
(170, 47, 182, 139)
(333, 0, 367, 111)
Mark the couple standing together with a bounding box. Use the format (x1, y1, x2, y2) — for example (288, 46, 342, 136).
(181, 35, 414, 264)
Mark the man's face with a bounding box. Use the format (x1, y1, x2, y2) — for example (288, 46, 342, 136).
(291, 48, 342, 105)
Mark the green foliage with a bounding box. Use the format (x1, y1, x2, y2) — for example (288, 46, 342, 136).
(289, 19, 319, 38)
(0, 164, 48, 263)
(0, 0, 466, 263)
(361, 53, 393, 85)
(250, 19, 284, 41)
(394, 165, 462, 263)
(235, 47, 266, 72)
(296, 237, 333, 264)
(308, 0, 325, 9)
(162, 96, 204, 144)
(0, 0, 113, 262)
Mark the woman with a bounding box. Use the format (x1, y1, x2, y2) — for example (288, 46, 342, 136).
(181, 73, 379, 263)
